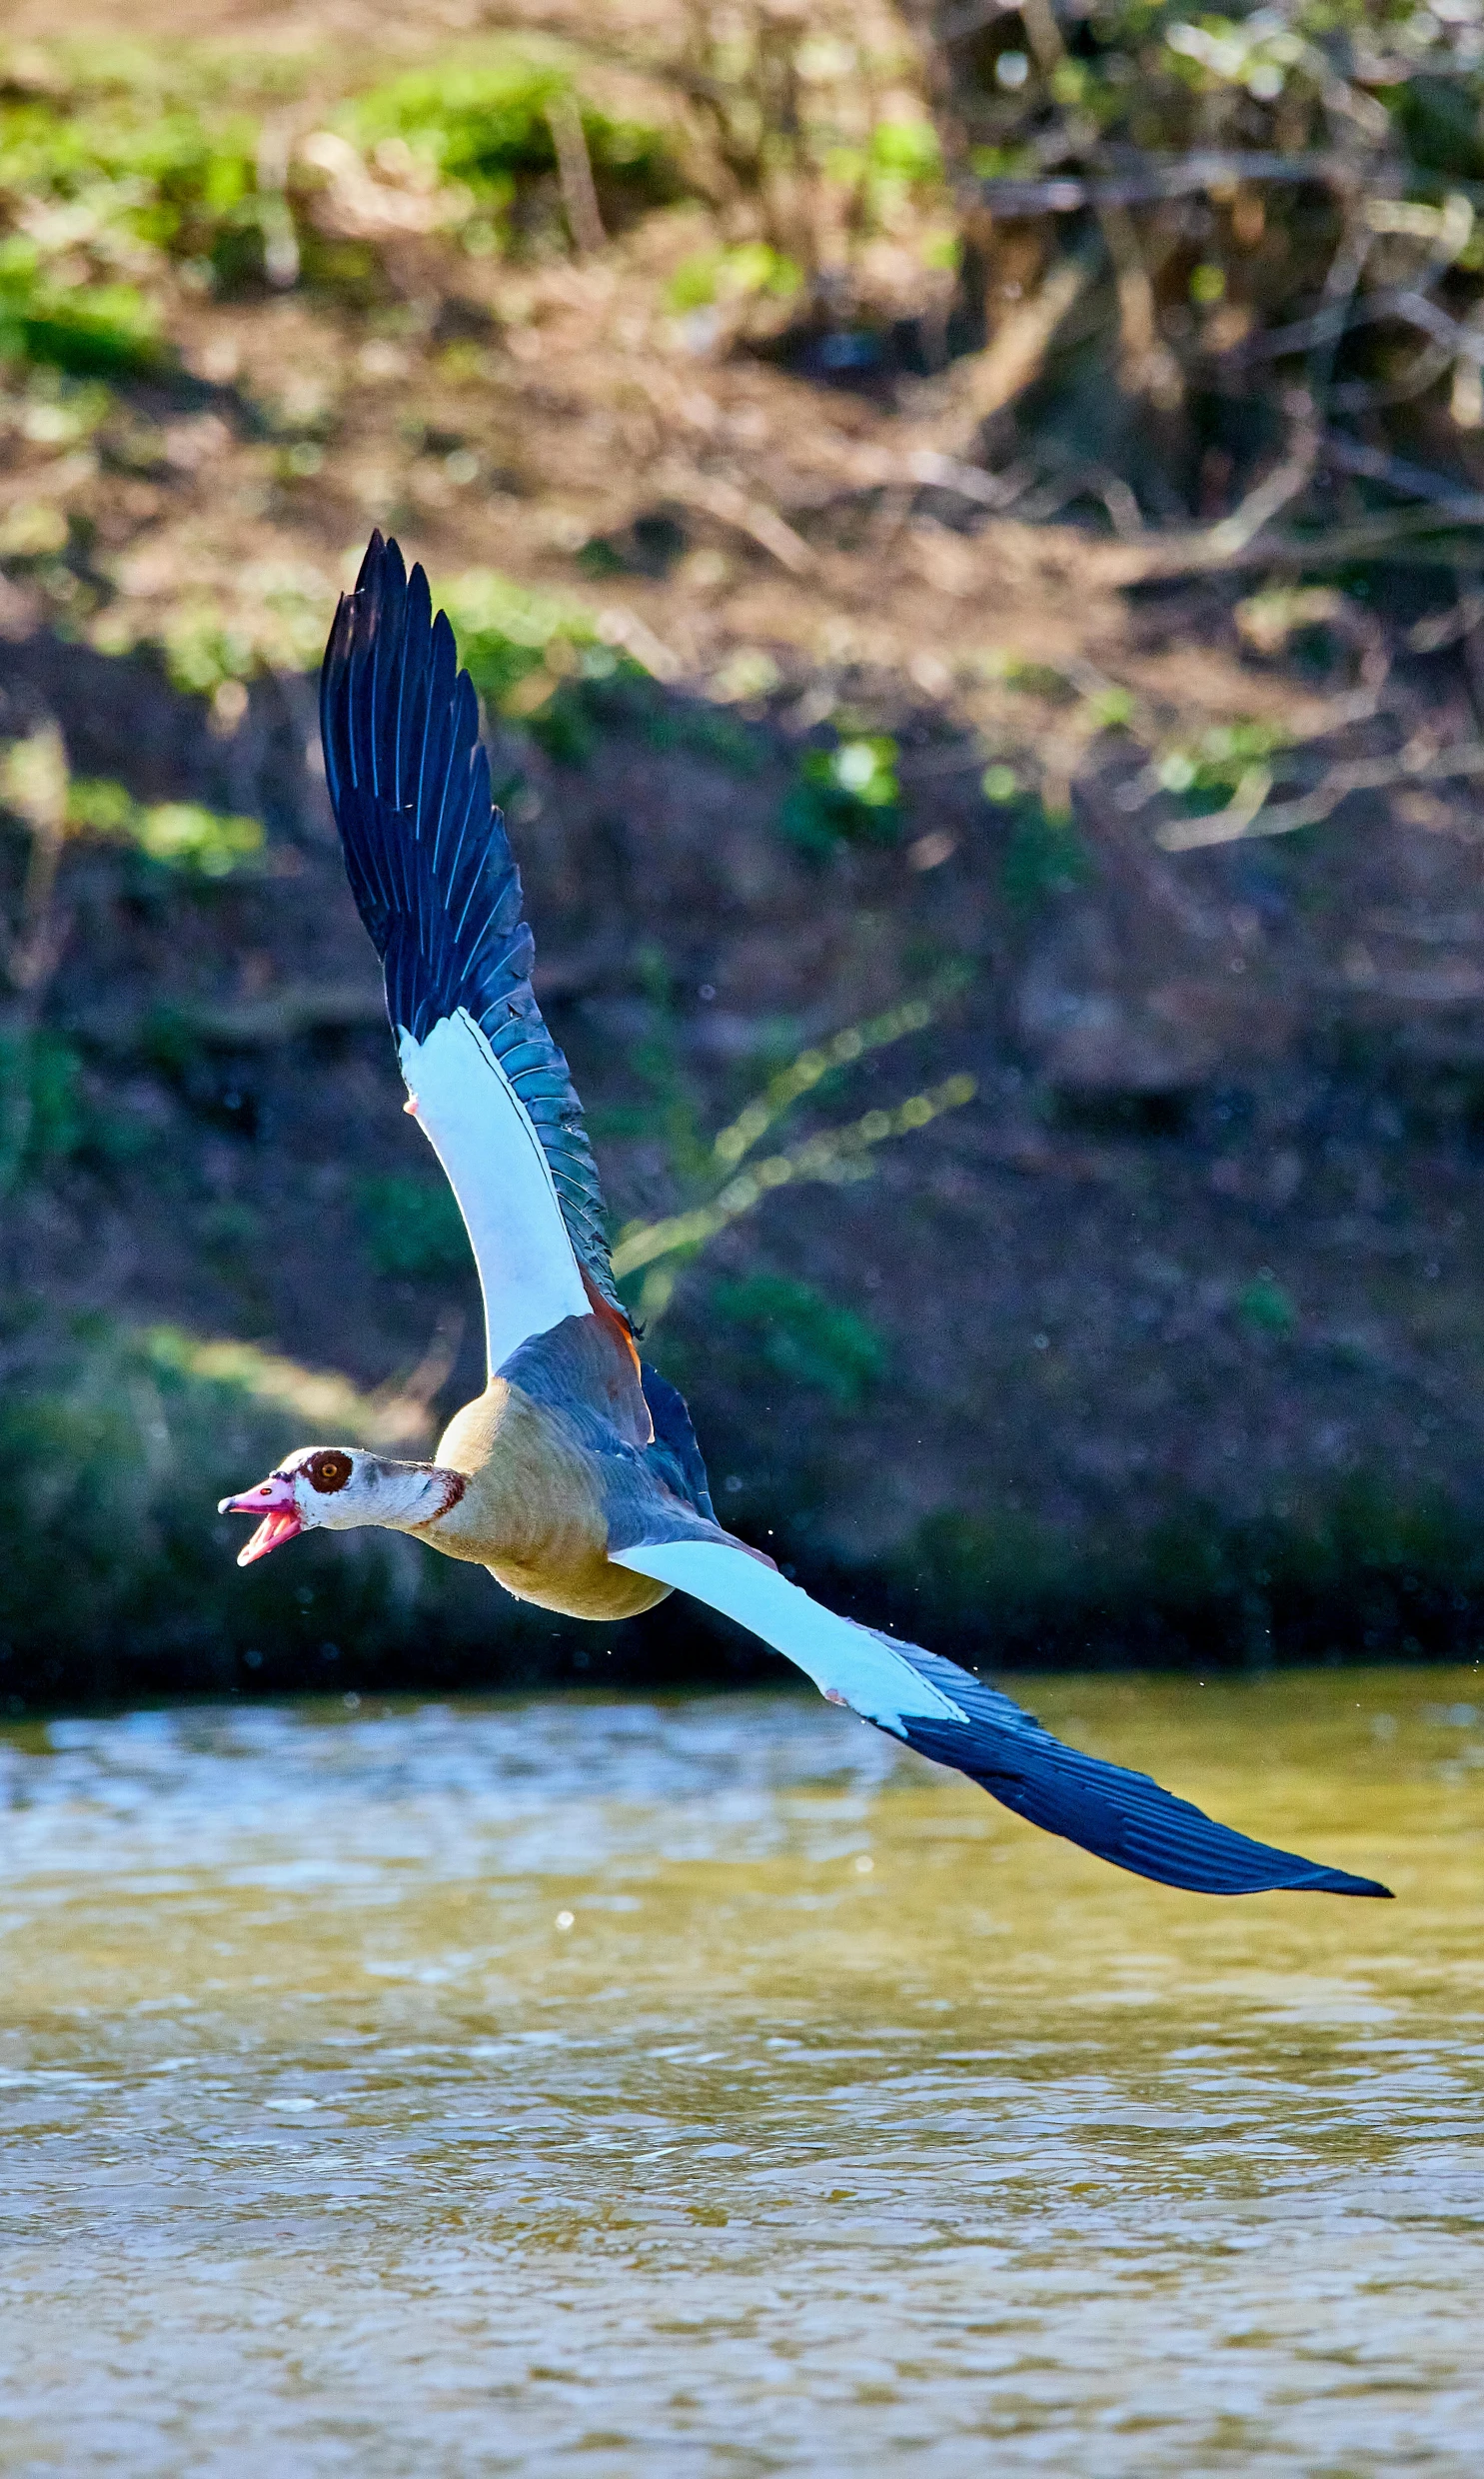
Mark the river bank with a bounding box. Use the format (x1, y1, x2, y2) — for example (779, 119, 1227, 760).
(7, 12, 1484, 1700)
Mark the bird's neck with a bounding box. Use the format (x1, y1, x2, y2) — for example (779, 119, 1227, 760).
(363, 1461, 468, 1535)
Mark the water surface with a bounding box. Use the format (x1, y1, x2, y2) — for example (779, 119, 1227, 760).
(2, 1667, 1481, 2475)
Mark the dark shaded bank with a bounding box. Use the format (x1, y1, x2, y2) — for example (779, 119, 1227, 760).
(7, 1503, 1484, 1716)
(12, 598, 1484, 1708)
(4, 1319, 1484, 1715)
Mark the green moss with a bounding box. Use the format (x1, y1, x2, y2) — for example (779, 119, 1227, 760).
(335, 51, 675, 250)
(665, 242, 801, 315)
(523, 675, 605, 766)
(779, 737, 900, 858)
(868, 116, 941, 182)
(437, 568, 596, 726)
(357, 1174, 473, 1282)
(67, 776, 264, 876)
(1236, 1273, 1297, 1337)
(994, 791, 1090, 916)
(639, 696, 763, 773)
(0, 248, 162, 378)
(1392, 72, 1484, 182)
(0, 1029, 85, 1189)
(134, 569, 329, 692)
(0, 1317, 512, 1698)
(710, 1273, 885, 1408)
(1156, 719, 1293, 818)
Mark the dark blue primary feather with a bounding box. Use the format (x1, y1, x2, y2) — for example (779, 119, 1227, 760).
(877, 1640, 1390, 1897)
(321, 531, 625, 1319)
(641, 1361, 717, 1521)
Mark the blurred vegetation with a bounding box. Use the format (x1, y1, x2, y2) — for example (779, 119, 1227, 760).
(982, 767, 1091, 912)
(936, 1, 1484, 591)
(0, 1026, 81, 1189)
(780, 734, 902, 857)
(364, 982, 959, 1392)
(65, 776, 263, 875)
(7, 6, 1484, 527)
(16, 1306, 1480, 1703)
(710, 1271, 886, 1407)
(332, 55, 678, 254)
(612, 992, 974, 1325)
(1236, 1269, 1299, 1336)
(889, 1469, 1484, 1675)
(666, 238, 802, 316)
(0, 38, 679, 326)
(358, 1173, 472, 1283)
(0, 722, 263, 1187)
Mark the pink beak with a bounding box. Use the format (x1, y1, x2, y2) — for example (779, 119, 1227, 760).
(219, 1472, 302, 1566)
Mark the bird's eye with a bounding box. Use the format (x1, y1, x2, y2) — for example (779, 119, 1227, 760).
(310, 1452, 352, 1493)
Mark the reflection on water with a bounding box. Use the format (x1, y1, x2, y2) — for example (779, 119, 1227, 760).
(1, 1667, 1481, 2476)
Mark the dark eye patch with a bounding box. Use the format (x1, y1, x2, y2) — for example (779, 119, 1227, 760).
(308, 1450, 352, 1494)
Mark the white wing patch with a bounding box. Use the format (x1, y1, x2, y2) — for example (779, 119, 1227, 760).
(399, 1007, 591, 1373)
(611, 1539, 969, 1731)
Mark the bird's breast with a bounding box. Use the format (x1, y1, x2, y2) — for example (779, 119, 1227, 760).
(418, 1379, 670, 1619)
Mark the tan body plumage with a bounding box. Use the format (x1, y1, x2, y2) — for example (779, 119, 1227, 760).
(423, 1377, 670, 1619)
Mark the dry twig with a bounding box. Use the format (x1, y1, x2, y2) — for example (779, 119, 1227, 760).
(659, 463, 815, 576)
(944, 236, 1101, 449)
(975, 151, 1371, 217)
(545, 93, 607, 258)
(1158, 738, 1484, 851)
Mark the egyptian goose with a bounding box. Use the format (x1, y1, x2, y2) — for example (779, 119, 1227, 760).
(222, 534, 1389, 1901)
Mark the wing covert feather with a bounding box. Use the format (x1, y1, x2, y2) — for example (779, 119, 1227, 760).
(401, 1010, 590, 1374)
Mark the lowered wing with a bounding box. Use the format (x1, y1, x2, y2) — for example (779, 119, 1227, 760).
(320, 532, 627, 1376)
(611, 1539, 1391, 1899)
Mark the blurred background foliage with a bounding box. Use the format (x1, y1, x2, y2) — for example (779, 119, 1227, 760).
(7, 0, 1484, 1699)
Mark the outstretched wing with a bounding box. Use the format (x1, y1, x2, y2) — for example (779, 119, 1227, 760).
(321, 532, 627, 1375)
(611, 1540, 1391, 1899)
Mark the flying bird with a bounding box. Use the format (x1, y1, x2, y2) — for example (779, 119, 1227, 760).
(221, 534, 1389, 1902)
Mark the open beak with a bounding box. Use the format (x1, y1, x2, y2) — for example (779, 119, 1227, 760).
(219, 1472, 302, 1566)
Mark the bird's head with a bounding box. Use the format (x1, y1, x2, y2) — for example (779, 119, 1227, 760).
(219, 1446, 461, 1565)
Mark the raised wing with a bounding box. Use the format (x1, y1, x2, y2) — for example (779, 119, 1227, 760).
(321, 532, 627, 1374)
(611, 1540, 1391, 1899)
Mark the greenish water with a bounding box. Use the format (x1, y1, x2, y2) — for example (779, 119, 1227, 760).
(1, 1667, 1481, 2476)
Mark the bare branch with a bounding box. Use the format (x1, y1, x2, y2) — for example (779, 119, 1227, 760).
(545, 92, 607, 258)
(0, 724, 70, 1005)
(1203, 417, 1320, 559)
(657, 464, 815, 576)
(976, 152, 1373, 216)
(1158, 739, 1484, 852)
(907, 447, 1032, 508)
(1319, 431, 1484, 519)
(944, 235, 1101, 447)
(1235, 286, 1484, 373)
(935, 0, 1022, 39)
